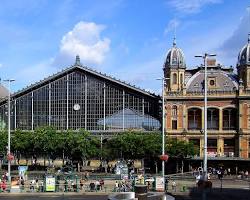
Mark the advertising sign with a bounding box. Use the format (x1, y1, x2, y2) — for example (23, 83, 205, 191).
(18, 166, 28, 180)
(155, 177, 164, 191)
(46, 176, 55, 192)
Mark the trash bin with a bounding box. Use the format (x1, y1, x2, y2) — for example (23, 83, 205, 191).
(181, 185, 186, 192)
(89, 183, 95, 191)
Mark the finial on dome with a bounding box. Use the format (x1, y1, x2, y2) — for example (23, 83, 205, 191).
(75, 55, 81, 66)
(173, 36, 176, 47)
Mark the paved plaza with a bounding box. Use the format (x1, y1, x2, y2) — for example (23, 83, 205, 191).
(0, 194, 108, 200)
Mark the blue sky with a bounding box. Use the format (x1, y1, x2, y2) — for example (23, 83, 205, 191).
(0, 0, 249, 94)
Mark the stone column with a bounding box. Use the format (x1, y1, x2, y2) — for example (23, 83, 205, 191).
(200, 136, 204, 157)
(201, 108, 204, 130)
(239, 136, 248, 158)
(217, 137, 224, 157)
(219, 108, 223, 131)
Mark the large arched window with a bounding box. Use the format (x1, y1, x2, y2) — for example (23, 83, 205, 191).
(173, 73, 177, 84)
(172, 105, 177, 130)
(188, 108, 202, 130)
(223, 108, 237, 130)
(207, 108, 219, 130)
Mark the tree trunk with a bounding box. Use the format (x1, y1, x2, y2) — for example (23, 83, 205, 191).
(181, 160, 184, 174)
(62, 149, 65, 165)
(176, 160, 179, 173)
(155, 161, 158, 174)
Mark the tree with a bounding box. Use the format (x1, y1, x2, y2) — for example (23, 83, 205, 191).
(12, 130, 34, 165)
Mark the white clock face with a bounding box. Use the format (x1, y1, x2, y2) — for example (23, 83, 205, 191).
(73, 104, 80, 111)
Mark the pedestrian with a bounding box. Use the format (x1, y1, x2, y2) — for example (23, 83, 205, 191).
(80, 179, 84, 190)
(245, 170, 248, 179)
(64, 179, 68, 192)
(1, 180, 7, 192)
(99, 179, 104, 190)
(35, 179, 39, 192)
(115, 181, 119, 192)
(95, 180, 100, 191)
(217, 169, 222, 180)
(30, 179, 35, 192)
(172, 180, 177, 192)
(20, 177, 25, 191)
(196, 174, 201, 184)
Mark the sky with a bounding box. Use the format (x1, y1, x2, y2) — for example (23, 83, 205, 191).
(0, 0, 249, 94)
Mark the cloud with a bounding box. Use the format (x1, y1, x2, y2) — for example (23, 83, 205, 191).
(218, 10, 250, 66)
(164, 18, 180, 35)
(53, 21, 111, 66)
(167, 0, 222, 14)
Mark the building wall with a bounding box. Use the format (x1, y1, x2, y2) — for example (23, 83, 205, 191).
(0, 69, 160, 132)
(164, 82, 250, 159)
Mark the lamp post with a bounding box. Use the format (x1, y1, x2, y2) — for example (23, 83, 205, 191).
(156, 77, 169, 192)
(3, 79, 15, 183)
(194, 54, 216, 181)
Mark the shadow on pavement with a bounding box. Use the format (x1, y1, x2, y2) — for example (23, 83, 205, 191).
(174, 187, 250, 200)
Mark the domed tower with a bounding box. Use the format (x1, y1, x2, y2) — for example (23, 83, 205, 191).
(237, 33, 250, 89)
(163, 38, 186, 91)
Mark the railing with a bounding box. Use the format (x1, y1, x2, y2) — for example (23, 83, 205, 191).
(165, 90, 237, 97)
(0, 180, 131, 193)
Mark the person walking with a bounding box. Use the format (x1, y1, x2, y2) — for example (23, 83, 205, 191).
(245, 170, 248, 179)
(115, 181, 119, 192)
(172, 180, 177, 192)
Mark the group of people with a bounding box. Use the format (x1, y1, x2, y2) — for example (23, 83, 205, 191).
(0, 172, 9, 192)
(238, 170, 249, 179)
(114, 180, 131, 192)
(89, 179, 105, 191)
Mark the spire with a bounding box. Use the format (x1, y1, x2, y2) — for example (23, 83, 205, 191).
(248, 33, 250, 43)
(173, 17, 177, 47)
(75, 55, 81, 66)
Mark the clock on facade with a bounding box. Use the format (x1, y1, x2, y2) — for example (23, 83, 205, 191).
(73, 104, 80, 111)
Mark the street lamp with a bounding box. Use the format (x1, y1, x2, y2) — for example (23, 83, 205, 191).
(156, 77, 170, 192)
(3, 79, 15, 183)
(194, 53, 216, 181)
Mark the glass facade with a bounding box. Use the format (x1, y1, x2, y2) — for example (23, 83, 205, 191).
(0, 68, 160, 131)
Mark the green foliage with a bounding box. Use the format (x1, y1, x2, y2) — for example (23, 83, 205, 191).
(0, 130, 7, 153)
(2, 128, 198, 162)
(104, 131, 198, 161)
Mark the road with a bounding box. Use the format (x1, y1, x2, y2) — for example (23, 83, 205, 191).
(0, 194, 108, 200)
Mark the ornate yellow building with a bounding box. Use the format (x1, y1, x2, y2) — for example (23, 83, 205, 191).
(164, 34, 250, 164)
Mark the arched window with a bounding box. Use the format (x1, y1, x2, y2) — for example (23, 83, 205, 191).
(172, 105, 177, 116)
(223, 108, 237, 130)
(173, 73, 177, 84)
(207, 108, 219, 130)
(172, 105, 177, 130)
(188, 108, 202, 130)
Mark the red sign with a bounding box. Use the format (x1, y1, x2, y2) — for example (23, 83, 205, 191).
(160, 154, 169, 161)
(7, 153, 14, 161)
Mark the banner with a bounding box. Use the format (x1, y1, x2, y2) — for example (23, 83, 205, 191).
(155, 177, 164, 191)
(18, 166, 28, 180)
(46, 176, 55, 192)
